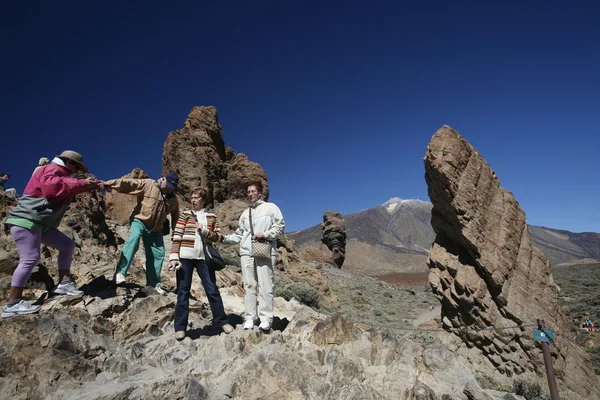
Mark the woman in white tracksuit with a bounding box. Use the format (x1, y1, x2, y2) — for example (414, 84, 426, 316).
(221, 181, 285, 332)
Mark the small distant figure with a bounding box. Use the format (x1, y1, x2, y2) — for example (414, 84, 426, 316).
(0, 172, 8, 188)
(429, 305, 434, 312)
(0, 172, 17, 198)
(33, 157, 50, 175)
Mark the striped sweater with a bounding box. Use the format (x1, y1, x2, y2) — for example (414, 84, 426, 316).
(169, 209, 222, 261)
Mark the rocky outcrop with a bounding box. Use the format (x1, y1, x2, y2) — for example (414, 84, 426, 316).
(0, 285, 518, 400)
(161, 106, 269, 202)
(59, 190, 118, 248)
(321, 211, 347, 268)
(424, 125, 600, 399)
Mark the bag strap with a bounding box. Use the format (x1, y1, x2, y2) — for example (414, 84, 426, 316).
(248, 206, 254, 236)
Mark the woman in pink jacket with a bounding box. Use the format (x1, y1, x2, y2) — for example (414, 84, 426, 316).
(2, 150, 103, 318)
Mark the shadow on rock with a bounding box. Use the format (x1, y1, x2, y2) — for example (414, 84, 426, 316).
(272, 316, 289, 332)
(80, 275, 118, 299)
(30, 263, 55, 292)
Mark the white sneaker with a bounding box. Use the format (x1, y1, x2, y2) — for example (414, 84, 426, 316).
(53, 281, 84, 296)
(1, 300, 41, 318)
(114, 272, 126, 284)
(243, 319, 255, 330)
(155, 286, 166, 295)
(259, 321, 272, 332)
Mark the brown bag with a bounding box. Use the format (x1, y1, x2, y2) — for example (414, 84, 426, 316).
(249, 207, 272, 259)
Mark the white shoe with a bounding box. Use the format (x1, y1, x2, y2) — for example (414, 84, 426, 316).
(1, 300, 41, 318)
(53, 281, 84, 296)
(114, 272, 126, 284)
(243, 319, 255, 330)
(155, 286, 166, 295)
(259, 321, 272, 332)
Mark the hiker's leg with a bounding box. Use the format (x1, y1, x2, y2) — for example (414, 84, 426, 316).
(116, 219, 144, 275)
(8, 226, 42, 301)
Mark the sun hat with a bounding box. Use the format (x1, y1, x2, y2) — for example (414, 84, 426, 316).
(58, 150, 88, 173)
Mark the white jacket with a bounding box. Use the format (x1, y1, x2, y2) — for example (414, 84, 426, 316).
(223, 200, 285, 257)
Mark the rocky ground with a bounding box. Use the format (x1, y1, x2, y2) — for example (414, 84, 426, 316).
(0, 216, 529, 400)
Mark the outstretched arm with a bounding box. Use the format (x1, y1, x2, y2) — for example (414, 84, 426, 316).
(103, 179, 146, 195)
(222, 214, 245, 244)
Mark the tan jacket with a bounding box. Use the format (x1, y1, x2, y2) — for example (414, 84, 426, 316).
(104, 179, 179, 233)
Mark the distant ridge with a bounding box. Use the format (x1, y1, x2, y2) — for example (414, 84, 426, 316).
(289, 198, 600, 272)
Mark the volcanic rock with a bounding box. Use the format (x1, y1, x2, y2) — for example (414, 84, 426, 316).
(321, 210, 347, 267)
(424, 125, 600, 399)
(161, 106, 269, 202)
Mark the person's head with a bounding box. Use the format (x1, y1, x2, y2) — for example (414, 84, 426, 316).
(247, 181, 263, 203)
(189, 187, 209, 210)
(58, 150, 88, 173)
(38, 157, 49, 166)
(0, 173, 9, 181)
(159, 173, 179, 194)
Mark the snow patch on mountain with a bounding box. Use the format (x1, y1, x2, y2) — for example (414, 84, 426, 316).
(383, 197, 430, 213)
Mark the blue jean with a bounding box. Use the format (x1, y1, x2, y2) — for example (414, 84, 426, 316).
(174, 258, 228, 332)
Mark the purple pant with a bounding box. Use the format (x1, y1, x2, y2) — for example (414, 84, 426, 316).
(10, 226, 75, 288)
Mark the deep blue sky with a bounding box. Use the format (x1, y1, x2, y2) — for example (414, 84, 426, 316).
(1, 1, 598, 232)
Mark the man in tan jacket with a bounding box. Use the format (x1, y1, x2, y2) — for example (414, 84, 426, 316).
(105, 174, 180, 293)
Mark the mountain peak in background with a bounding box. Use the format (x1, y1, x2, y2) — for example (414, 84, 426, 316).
(290, 197, 600, 275)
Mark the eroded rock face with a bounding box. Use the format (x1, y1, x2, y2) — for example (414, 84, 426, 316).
(321, 211, 347, 268)
(424, 125, 600, 399)
(161, 106, 269, 202)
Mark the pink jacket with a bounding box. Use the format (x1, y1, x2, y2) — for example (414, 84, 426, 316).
(8, 164, 90, 228)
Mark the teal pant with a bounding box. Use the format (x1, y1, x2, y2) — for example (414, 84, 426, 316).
(116, 219, 164, 287)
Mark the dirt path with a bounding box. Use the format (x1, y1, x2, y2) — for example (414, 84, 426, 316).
(412, 305, 441, 327)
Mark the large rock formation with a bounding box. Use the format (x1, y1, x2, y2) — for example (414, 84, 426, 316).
(161, 106, 269, 202)
(424, 125, 600, 399)
(321, 210, 347, 268)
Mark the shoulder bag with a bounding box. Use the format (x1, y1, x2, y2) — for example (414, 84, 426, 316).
(249, 206, 272, 259)
(203, 237, 226, 271)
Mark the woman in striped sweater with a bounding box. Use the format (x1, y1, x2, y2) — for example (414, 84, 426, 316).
(168, 187, 233, 340)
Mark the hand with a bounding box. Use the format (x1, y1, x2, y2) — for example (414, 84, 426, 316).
(85, 178, 104, 190)
(196, 222, 204, 231)
(255, 232, 265, 240)
(168, 260, 181, 271)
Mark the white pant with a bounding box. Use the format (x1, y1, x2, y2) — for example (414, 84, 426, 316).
(241, 255, 275, 323)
